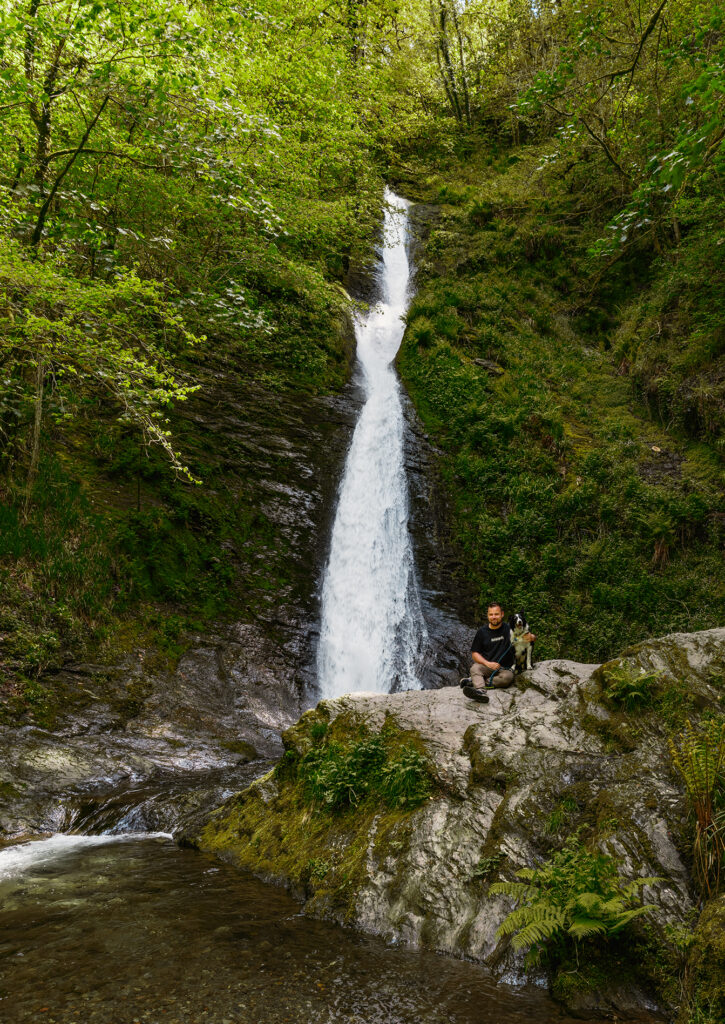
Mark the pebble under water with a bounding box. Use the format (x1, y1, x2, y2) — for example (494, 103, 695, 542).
(0, 835, 589, 1024)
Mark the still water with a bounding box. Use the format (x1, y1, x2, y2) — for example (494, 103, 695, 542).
(0, 835, 587, 1024)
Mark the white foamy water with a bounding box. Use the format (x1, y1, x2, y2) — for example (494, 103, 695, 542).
(0, 832, 172, 880)
(317, 190, 428, 698)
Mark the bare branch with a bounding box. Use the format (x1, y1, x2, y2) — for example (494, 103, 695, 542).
(31, 92, 111, 248)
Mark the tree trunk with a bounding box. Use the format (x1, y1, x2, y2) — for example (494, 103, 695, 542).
(347, 0, 367, 65)
(24, 357, 44, 516)
(24, 4, 66, 197)
(450, 6, 472, 126)
(434, 3, 463, 123)
(32, 93, 110, 248)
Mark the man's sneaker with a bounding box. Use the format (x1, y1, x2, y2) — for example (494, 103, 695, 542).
(459, 677, 472, 688)
(462, 685, 489, 704)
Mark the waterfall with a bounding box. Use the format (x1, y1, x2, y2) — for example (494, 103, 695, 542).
(317, 190, 428, 698)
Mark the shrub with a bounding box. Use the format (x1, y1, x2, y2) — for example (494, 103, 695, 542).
(378, 747, 432, 808)
(408, 316, 436, 348)
(296, 732, 433, 813)
(490, 833, 660, 965)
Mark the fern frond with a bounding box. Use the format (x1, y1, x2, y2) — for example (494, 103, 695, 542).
(490, 840, 662, 954)
(606, 905, 655, 932)
(622, 876, 662, 893)
(495, 906, 538, 937)
(489, 881, 540, 900)
(570, 891, 605, 914)
(567, 917, 608, 939)
(511, 908, 568, 950)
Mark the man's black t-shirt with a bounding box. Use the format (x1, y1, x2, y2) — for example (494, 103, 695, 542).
(471, 623, 515, 669)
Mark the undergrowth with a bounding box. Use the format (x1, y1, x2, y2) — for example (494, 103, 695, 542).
(395, 139, 725, 663)
(490, 831, 660, 997)
(281, 720, 434, 813)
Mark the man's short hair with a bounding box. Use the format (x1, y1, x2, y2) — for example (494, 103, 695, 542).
(487, 601, 503, 611)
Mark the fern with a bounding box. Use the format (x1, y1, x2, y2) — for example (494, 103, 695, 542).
(490, 833, 661, 958)
(603, 665, 661, 710)
(669, 718, 725, 896)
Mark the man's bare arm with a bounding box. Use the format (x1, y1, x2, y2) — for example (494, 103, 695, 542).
(472, 651, 500, 670)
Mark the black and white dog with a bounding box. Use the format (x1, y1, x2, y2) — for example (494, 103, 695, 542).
(509, 612, 534, 672)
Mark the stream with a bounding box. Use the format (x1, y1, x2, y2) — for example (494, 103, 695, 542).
(0, 835, 584, 1024)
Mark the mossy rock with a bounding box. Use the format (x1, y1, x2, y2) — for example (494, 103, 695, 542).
(219, 739, 258, 761)
(462, 726, 513, 790)
(681, 895, 725, 1023)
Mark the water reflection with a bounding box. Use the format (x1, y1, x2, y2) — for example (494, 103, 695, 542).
(0, 837, 586, 1024)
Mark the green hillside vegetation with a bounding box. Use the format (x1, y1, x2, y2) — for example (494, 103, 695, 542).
(396, 138, 724, 661)
(0, 0, 388, 718)
(0, 0, 723, 709)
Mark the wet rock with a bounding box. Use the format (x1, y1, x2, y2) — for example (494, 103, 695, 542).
(472, 358, 505, 376)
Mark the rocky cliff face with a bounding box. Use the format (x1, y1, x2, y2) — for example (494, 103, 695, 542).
(0, 361, 362, 838)
(197, 626, 725, 1019)
(0, 266, 472, 840)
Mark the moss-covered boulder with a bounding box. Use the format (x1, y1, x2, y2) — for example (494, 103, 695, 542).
(197, 626, 725, 1018)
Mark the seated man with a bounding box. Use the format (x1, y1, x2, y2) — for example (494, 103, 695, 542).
(460, 601, 521, 703)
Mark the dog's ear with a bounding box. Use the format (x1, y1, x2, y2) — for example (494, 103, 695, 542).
(508, 615, 515, 628)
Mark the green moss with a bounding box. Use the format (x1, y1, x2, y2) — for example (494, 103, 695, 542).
(219, 739, 258, 761)
(549, 944, 646, 1008)
(198, 714, 435, 915)
(113, 677, 153, 725)
(580, 712, 636, 753)
(545, 796, 579, 835)
(199, 776, 415, 920)
(681, 896, 725, 1024)
(462, 727, 513, 791)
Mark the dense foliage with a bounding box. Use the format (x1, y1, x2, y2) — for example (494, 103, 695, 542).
(397, 140, 723, 659)
(391, 0, 725, 660)
(0, 0, 404, 708)
(1, 1, 723, 692)
(293, 730, 433, 811)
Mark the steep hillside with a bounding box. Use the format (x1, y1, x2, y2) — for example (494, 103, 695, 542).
(393, 140, 724, 663)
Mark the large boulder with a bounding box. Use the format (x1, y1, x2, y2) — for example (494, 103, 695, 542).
(197, 626, 725, 1018)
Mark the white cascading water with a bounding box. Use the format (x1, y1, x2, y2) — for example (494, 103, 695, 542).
(0, 832, 172, 880)
(317, 190, 428, 698)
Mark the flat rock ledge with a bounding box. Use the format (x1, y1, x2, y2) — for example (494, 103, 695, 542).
(198, 627, 725, 1021)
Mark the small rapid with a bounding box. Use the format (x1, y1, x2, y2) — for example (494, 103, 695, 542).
(0, 831, 170, 880)
(317, 190, 428, 698)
